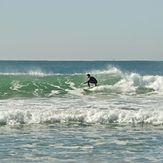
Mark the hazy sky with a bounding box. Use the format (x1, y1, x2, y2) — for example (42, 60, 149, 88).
(0, 0, 163, 60)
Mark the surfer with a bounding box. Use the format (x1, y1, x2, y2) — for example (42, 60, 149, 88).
(84, 74, 97, 87)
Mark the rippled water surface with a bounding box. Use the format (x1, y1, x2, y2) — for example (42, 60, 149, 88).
(1, 124, 163, 163)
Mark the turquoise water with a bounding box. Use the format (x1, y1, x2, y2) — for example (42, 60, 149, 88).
(0, 61, 163, 162)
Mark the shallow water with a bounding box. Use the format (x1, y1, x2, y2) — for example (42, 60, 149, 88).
(1, 124, 163, 163)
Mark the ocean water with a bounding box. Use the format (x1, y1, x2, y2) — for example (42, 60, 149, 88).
(0, 61, 163, 162)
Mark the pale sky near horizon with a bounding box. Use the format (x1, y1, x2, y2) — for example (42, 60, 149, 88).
(0, 0, 163, 60)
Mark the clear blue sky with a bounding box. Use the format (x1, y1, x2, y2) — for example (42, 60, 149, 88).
(0, 0, 163, 60)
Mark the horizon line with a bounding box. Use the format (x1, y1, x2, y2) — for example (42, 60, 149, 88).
(0, 59, 162, 62)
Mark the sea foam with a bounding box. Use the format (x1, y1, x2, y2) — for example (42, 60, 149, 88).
(0, 97, 163, 126)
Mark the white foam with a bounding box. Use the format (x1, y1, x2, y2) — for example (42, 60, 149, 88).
(48, 90, 60, 97)
(28, 70, 46, 76)
(66, 88, 85, 97)
(144, 75, 163, 92)
(0, 69, 54, 76)
(108, 72, 163, 94)
(10, 80, 24, 91)
(0, 97, 163, 126)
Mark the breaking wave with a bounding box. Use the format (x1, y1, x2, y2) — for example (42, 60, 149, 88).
(0, 97, 163, 126)
(0, 66, 163, 99)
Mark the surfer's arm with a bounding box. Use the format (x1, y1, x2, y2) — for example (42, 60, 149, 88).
(83, 80, 90, 87)
(83, 79, 90, 84)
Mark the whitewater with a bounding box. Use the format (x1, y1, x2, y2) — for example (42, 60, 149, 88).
(1, 61, 163, 162)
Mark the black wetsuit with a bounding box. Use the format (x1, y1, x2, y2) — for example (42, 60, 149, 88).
(88, 76, 97, 87)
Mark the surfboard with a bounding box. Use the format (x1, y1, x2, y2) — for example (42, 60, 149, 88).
(83, 87, 94, 92)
